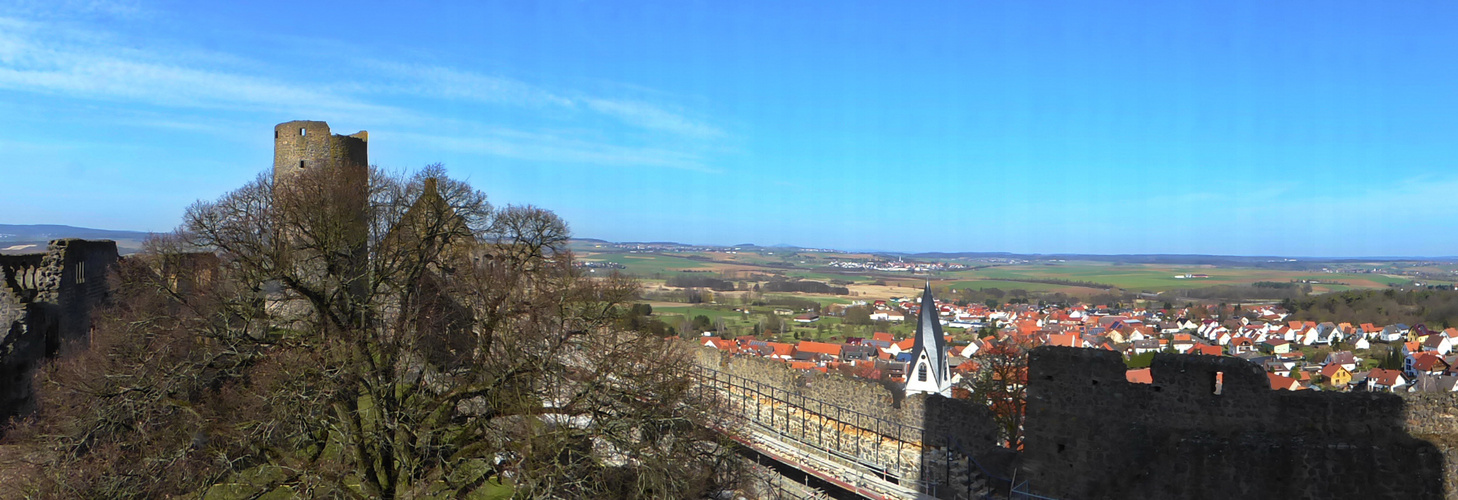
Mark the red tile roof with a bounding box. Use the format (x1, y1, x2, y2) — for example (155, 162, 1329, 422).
(1369, 368, 1405, 387)
(795, 341, 841, 356)
(1192, 344, 1223, 356)
(1267, 372, 1299, 390)
(1047, 334, 1080, 347)
(1411, 352, 1449, 372)
(766, 342, 795, 357)
(704, 338, 738, 352)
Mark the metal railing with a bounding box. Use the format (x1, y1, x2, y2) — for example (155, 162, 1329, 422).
(692, 364, 1058, 500)
(694, 366, 927, 478)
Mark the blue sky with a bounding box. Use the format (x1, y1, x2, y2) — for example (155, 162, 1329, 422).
(2, 1, 1456, 256)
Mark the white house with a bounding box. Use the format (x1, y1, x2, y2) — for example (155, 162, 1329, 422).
(871, 310, 906, 322)
(1379, 324, 1409, 342)
(1422, 334, 1453, 356)
(958, 340, 982, 358)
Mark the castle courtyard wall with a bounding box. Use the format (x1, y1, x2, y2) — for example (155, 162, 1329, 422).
(1024, 346, 1453, 500)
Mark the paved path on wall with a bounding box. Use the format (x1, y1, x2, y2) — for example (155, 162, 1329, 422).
(717, 417, 934, 500)
(695, 367, 938, 500)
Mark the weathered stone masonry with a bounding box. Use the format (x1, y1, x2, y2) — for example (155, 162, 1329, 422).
(1024, 346, 1453, 500)
(695, 349, 1005, 498)
(0, 239, 118, 424)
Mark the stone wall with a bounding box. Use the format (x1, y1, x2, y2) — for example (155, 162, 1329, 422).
(696, 349, 998, 454)
(270, 120, 369, 302)
(272, 120, 368, 182)
(51, 239, 119, 344)
(695, 349, 1003, 498)
(0, 254, 46, 302)
(0, 239, 118, 426)
(1403, 392, 1458, 500)
(1023, 346, 1452, 500)
(0, 267, 31, 359)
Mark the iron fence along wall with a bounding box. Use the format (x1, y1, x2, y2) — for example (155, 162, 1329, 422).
(693, 366, 930, 487)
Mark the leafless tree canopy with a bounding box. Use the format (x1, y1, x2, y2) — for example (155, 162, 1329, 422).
(5, 165, 742, 499)
(961, 325, 1030, 450)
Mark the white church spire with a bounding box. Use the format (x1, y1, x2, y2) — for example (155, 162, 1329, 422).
(905, 282, 951, 397)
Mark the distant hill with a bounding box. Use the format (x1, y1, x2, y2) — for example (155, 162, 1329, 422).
(0, 224, 152, 254)
(571, 236, 1458, 263)
(899, 251, 1458, 265)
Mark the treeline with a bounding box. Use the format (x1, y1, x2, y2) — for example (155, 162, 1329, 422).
(1287, 289, 1458, 328)
(763, 279, 849, 295)
(661, 274, 849, 295)
(1156, 284, 1308, 302)
(617, 303, 678, 337)
(983, 277, 1116, 290)
(752, 296, 820, 311)
(641, 288, 719, 304)
(664, 274, 736, 291)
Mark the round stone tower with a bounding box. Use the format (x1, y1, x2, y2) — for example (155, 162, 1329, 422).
(273, 120, 369, 183)
(270, 120, 371, 304)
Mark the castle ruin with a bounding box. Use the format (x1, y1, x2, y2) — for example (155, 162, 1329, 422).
(1023, 346, 1455, 499)
(268, 120, 371, 313)
(272, 120, 368, 185)
(0, 239, 119, 423)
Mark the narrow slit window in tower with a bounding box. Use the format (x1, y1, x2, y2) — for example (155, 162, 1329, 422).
(300, 128, 307, 136)
(1213, 371, 1224, 395)
(299, 160, 305, 169)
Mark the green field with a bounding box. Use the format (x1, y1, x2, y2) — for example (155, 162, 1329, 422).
(944, 262, 1447, 292)
(584, 251, 1453, 302)
(945, 279, 1090, 293)
(784, 269, 869, 282)
(578, 253, 713, 276)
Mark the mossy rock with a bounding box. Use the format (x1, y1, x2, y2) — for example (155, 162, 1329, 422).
(466, 477, 514, 500)
(447, 459, 492, 486)
(202, 483, 261, 500)
(257, 485, 299, 500)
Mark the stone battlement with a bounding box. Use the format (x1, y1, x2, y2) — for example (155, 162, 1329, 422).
(703, 344, 1457, 499)
(1024, 346, 1453, 499)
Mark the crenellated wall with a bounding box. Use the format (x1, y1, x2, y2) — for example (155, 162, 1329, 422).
(697, 343, 1458, 499)
(1023, 346, 1453, 500)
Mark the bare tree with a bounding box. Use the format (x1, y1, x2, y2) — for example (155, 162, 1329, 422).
(961, 324, 1030, 449)
(8, 165, 742, 499)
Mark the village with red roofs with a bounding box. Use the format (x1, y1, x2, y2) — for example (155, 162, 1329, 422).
(701, 289, 1458, 395)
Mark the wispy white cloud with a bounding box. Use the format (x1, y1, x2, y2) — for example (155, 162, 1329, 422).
(1, 0, 149, 20)
(582, 98, 723, 138)
(397, 130, 716, 173)
(0, 16, 403, 123)
(363, 61, 723, 138)
(0, 11, 728, 171)
(363, 61, 576, 109)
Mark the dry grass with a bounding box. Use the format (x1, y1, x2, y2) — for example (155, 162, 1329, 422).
(0, 444, 44, 495)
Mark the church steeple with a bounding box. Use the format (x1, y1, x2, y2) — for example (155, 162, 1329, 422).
(905, 282, 951, 397)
